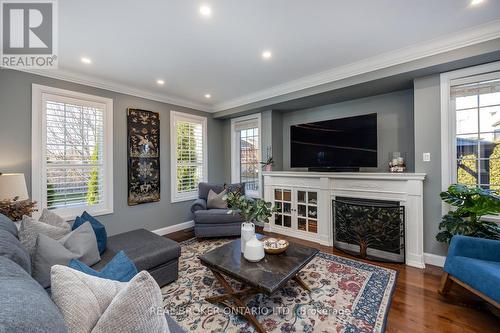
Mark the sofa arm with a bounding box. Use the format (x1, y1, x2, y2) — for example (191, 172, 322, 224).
(447, 235, 500, 262)
(191, 198, 207, 213)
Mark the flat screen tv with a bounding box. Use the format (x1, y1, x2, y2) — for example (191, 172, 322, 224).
(290, 113, 377, 170)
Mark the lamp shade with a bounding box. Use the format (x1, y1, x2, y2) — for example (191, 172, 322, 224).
(0, 173, 29, 201)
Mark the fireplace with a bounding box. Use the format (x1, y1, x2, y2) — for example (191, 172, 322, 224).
(333, 197, 405, 263)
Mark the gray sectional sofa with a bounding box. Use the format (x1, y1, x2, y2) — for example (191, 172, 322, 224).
(191, 182, 245, 237)
(0, 213, 184, 333)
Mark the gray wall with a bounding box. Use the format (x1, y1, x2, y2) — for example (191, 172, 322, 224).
(282, 90, 415, 172)
(0, 68, 225, 236)
(414, 75, 448, 256)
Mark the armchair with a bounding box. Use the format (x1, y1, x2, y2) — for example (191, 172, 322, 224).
(191, 182, 245, 238)
(439, 235, 500, 308)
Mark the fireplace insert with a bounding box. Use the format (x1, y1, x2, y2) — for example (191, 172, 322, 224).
(333, 197, 405, 263)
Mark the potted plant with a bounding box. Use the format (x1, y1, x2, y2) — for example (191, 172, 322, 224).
(436, 184, 500, 244)
(225, 191, 278, 226)
(260, 156, 274, 172)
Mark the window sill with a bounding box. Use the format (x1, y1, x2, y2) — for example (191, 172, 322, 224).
(48, 207, 113, 222)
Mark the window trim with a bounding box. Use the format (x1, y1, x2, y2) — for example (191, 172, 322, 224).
(31, 84, 114, 221)
(440, 61, 500, 222)
(230, 113, 262, 198)
(170, 111, 208, 203)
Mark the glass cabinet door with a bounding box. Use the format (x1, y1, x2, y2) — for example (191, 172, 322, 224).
(296, 190, 318, 234)
(274, 188, 292, 228)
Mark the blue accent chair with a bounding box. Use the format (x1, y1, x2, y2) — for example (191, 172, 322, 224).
(439, 235, 500, 308)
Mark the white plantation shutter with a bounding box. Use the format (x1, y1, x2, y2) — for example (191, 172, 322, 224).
(32, 85, 113, 219)
(170, 111, 207, 202)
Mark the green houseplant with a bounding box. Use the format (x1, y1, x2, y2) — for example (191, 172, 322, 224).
(436, 184, 500, 244)
(224, 191, 277, 225)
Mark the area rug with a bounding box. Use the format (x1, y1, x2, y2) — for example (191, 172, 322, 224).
(161, 238, 397, 333)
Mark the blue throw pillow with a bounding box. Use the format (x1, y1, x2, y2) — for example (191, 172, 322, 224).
(68, 250, 138, 282)
(73, 211, 107, 254)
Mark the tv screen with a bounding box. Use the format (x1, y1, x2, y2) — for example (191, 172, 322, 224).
(290, 113, 377, 169)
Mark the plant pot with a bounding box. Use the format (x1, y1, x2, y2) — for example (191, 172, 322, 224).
(264, 165, 272, 172)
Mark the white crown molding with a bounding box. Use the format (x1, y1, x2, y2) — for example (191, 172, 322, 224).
(213, 19, 500, 112)
(11, 67, 214, 112)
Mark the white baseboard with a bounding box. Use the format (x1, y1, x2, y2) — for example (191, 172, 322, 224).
(152, 220, 194, 236)
(424, 253, 446, 267)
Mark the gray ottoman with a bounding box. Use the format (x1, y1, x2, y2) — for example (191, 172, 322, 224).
(93, 229, 181, 287)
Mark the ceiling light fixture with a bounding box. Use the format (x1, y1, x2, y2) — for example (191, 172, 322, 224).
(470, 0, 484, 6)
(81, 57, 92, 64)
(156, 79, 165, 85)
(199, 5, 212, 17)
(204, 94, 211, 99)
(262, 50, 272, 59)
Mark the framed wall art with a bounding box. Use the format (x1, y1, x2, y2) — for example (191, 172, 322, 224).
(127, 108, 160, 205)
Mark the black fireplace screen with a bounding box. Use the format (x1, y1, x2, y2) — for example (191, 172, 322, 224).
(333, 197, 405, 263)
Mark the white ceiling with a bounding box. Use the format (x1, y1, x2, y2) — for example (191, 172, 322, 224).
(51, 0, 500, 111)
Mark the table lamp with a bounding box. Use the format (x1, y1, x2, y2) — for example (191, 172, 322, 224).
(0, 173, 37, 221)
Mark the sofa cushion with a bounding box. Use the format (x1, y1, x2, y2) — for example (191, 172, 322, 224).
(194, 208, 244, 224)
(73, 211, 107, 254)
(50, 265, 169, 333)
(93, 229, 181, 272)
(445, 255, 500, 302)
(0, 256, 67, 333)
(32, 222, 101, 288)
(19, 215, 70, 257)
(0, 213, 18, 238)
(39, 209, 71, 231)
(0, 229, 31, 274)
(69, 250, 138, 282)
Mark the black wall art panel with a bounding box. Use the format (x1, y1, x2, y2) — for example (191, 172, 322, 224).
(127, 108, 160, 205)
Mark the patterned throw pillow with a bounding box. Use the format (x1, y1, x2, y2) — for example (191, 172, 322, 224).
(207, 189, 228, 209)
(51, 266, 169, 333)
(19, 215, 71, 257)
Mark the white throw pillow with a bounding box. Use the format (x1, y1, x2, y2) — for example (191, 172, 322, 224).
(51, 265, 169, 333)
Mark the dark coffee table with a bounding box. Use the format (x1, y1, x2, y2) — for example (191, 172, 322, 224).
(198, 235, 319, 333)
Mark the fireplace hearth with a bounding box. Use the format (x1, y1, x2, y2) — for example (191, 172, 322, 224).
(333, 197, 405, 263)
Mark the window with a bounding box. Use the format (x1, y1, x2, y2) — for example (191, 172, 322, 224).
(231, 114, 261, 197)
(170, 111, 207, 202)
(453, 77, 500, 190)
(32, 85, 113, 220)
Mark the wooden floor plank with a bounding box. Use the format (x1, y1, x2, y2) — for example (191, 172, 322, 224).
(164, 227, 500, 332)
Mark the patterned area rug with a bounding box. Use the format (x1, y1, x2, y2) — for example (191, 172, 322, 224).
(161, 239, 397, 333)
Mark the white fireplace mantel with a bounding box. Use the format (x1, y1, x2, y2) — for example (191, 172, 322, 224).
(262, 171, 426, 268)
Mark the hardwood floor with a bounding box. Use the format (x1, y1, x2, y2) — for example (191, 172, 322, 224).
(165, 228, 500, 332)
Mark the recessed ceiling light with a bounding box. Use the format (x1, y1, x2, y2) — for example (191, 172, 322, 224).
(156, 79, 165, 85)
(262, 50, 272, 59)
(81, 57, 92, 64)
(470, 0, 484, 6)
(199, 5, 212, 17)
(204, 94, 211, 99)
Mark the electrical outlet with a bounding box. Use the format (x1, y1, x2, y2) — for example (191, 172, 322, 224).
(423, 153, 431, 162)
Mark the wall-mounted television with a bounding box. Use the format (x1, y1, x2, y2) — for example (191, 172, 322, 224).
(290, 113, 377, 171)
